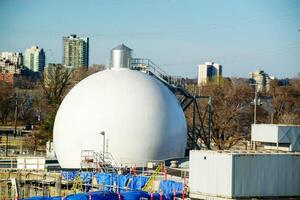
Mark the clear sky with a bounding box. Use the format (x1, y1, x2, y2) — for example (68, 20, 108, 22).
(0, 0, 299, 78)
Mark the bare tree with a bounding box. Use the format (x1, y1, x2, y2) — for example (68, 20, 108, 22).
(187, 79, 253, 150)
(267, 75, 300, 124)
(41, 65, 73, 105)
(0, 82, 14, 125)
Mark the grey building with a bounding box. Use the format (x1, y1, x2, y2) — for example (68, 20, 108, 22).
(63, 34, 89, 68)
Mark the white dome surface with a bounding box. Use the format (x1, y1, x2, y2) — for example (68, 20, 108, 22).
(53, 68, 187, 168)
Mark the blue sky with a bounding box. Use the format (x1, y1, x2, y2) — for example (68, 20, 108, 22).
(0, 0, 299, 78)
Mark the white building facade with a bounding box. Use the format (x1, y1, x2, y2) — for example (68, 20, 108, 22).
(197, 62, 222, 85)
(249, 69, 272, 92)
(24, 46, 46, 72)
(0, 52, 23, 66)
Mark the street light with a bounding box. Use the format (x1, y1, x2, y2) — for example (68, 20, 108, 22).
(100, 131, 105, 163)
(250, 83, 259, 150)
(249, 83, 258, 124)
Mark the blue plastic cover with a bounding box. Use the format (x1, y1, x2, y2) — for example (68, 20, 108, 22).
(49, 197, 62, 200)
(79, 172, 94, 192)
(151, 193, 169, 200)
(159, 180, 183, 195)
(120, 191, 149, 200)
(24, 197, 62, 200)
(61, 171, 78, 181)
(24, 197, 52, 200)
(127, 176, 149, 190)
(113, 174, 131, 192)
(80, 172, 94, 183)
(64, 191, 118, 200)
(94, 173, 115, 191)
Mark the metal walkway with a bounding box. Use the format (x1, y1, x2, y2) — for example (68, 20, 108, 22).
(81, 150, 118, 173)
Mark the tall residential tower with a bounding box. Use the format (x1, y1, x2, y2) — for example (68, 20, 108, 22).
(197, 62, 222, 85)
(249, 69, 272, 92)
(24, 46, 46, 72)
(63, 34, 89, 68)
(0, 52, 23, 66)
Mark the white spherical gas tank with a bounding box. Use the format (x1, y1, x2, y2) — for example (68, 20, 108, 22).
(53, 68, 187, 168)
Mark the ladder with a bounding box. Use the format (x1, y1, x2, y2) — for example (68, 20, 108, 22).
(71, 175, 83, 193)
(142, 163, 162, 192)
(98, 151, 118, 173)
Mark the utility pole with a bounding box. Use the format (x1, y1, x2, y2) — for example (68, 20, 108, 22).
(14, 94, 18, 137)
(5, 131, 8, 156)
(254, 85, 257, 124)
(207, 96, 212, 150)
(100, 131, 105, 163)
(250, 83, 258, 150)
(191, 85, 196, 149)
(249, 83, 258, 124)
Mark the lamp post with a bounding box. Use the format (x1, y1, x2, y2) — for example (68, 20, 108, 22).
(250, 83, 258, 150)
(100, 131, 105, 163)
(254, 85, 257, 124)
(250, 83, 258, 124)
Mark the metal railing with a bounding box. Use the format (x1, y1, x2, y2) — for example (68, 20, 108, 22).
(131, 58, 185, 88)
(80, 150, 118, 173)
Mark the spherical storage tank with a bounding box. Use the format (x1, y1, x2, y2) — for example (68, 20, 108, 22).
(53, 54, 187, 169)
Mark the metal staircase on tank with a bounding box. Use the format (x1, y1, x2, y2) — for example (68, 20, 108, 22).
(80, 150, 118, 173)
(131, 58, 194, 110)
(131, 58, 212, 150)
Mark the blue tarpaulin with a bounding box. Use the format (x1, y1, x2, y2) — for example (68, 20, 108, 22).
(151, 193, 170, 200)
(24, 197, 52, 200)
(120, 191, 149, 200)
(80, 172, 94, 192)
(61, 171, 78, 181)
(64, 191, 118, 200)
(80, 172, 94, 183)
(114, 174, 130, 189)
(94, 173, 140, 191)
(159, 180, 183, 195)
(94, 173, 115, 191)
(25, 173, 183, 200)
(24, 197, 62, 200)
(127, 176, 149, 190)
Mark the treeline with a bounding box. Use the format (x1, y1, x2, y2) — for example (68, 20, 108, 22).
(0, 65, 105, 150)
(185, 75, 300, 150)
(0, 67, 299, 151)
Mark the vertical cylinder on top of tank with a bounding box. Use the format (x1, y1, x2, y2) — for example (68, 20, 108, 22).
(110, 44, 132, 69)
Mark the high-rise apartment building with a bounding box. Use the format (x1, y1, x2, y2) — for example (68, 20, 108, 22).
(0, 52, 23, 66)
(24, 46, 46, 72)
(0, 59, 21, 74)
(63, 34, 89, 68)
(197, 62, 222, 85)
(249, 69, 272, 92)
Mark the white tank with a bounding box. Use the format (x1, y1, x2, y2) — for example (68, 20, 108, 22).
(53, 68, 187, 168)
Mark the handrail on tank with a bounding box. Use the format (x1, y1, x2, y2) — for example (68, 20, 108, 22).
(131, 58, 186, 88)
